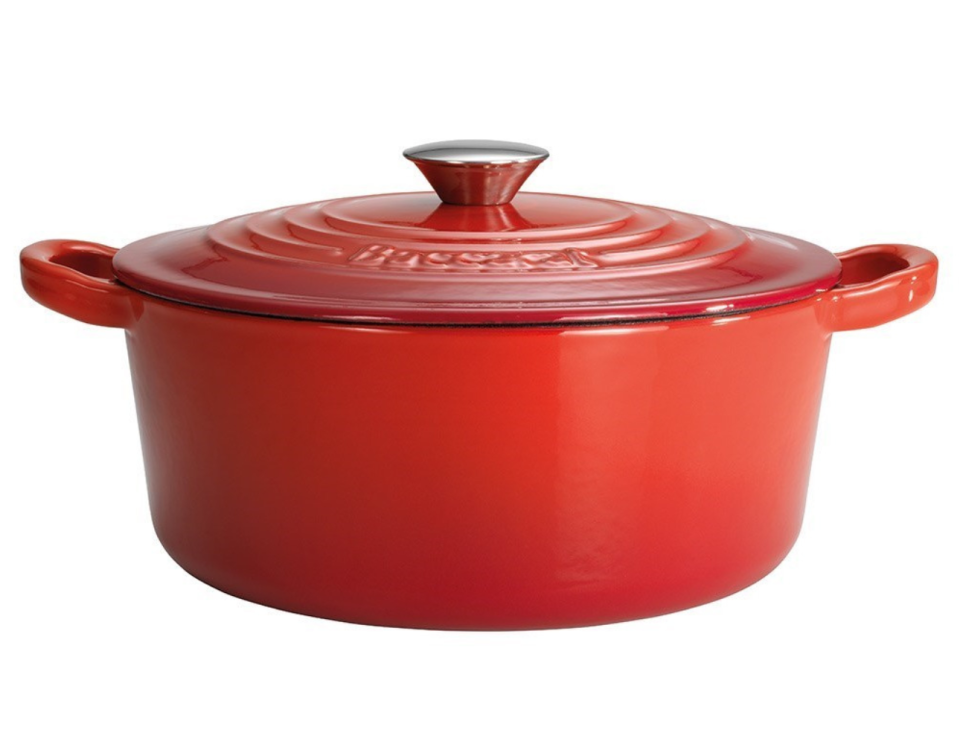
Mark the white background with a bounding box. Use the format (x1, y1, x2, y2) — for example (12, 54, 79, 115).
(1, 1, 957, 747)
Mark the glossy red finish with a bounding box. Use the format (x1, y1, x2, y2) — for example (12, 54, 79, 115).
(19, 237, 937, 628)
(407, 157, 542, 206)
(21, 240, 141, 328)
(112, 194, 842, 325)
(828, 244, 938, 331)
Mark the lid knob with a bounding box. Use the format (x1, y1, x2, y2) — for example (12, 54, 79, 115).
(403, 140, 549, 206)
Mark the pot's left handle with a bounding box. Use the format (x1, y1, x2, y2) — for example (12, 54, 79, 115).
(21, 240, 139, 328)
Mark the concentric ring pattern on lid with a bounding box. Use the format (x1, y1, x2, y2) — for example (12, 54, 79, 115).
(113, 141, 842, 325)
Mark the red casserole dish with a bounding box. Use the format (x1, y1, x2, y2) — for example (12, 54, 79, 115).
(20, 141, 938, 628)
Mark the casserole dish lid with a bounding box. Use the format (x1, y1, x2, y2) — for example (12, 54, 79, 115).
(113, 140, 842, 325)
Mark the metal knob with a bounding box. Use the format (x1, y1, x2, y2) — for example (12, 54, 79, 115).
(403, 140, 549, 206)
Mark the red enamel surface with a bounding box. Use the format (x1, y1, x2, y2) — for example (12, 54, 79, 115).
(126, 296, 830, 628)
(112, 192, 843, 324)
(19, 239, 937, 628)
(408, 158, 542, 206)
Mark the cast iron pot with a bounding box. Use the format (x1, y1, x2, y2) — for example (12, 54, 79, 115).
(21, 141, 938, 629)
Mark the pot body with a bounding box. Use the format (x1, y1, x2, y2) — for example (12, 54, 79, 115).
(21, 239, 937, 629)
(126, 295, 831, 628)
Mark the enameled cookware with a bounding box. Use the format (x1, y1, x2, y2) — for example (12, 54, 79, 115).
(21, 141, 938, 629)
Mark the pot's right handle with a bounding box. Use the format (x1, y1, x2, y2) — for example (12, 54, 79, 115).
(826, 244, 938, 332)
(21, 240, 139, 329)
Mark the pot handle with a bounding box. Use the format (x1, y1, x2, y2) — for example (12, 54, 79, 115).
(826, 244, 938, 332)
(21, 240, 139, 329)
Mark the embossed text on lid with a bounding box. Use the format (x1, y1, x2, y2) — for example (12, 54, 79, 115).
(114, 191, 842, 325)
(112, 140, 842, 325)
